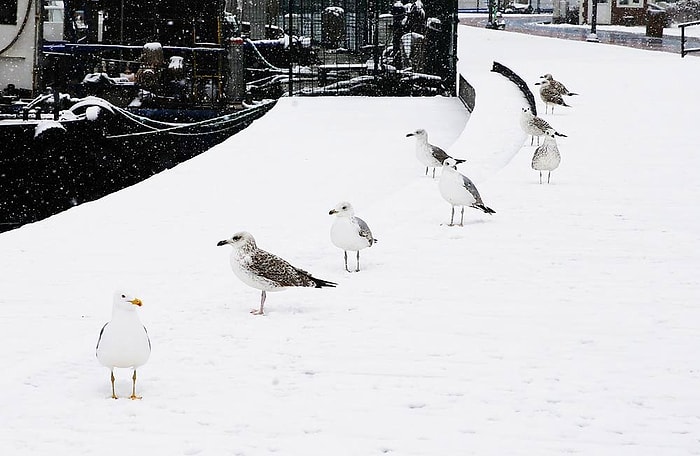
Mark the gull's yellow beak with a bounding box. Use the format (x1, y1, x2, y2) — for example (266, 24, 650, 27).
(129, 298, 143, 307)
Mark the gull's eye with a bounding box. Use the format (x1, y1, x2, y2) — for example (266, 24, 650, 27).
(121, 294, 126, 298)
(232, 235, 241, 241)
(341, 206, 347, 210)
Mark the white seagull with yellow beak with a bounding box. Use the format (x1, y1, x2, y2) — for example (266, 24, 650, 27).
(96, 291, 151, 399)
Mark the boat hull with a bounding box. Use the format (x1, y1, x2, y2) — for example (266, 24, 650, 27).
(0, 102, 274, 232)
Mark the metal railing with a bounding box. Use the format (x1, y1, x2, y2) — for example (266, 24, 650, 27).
(679, 20, 700, 57)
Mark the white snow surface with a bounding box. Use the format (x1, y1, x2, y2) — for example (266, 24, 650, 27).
(1, 25, 700, 455)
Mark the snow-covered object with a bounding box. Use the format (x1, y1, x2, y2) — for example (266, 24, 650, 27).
(143, 42, 162, 51)
(69, 96, 115, 114)
(324, 6, 344, 16)
(168, 56, 184, 71)
(81, 73, 132, 85)
(85, 106, 101, 121)
(33, 120, 66, 138)
(426, 17, 442, 31)
(142, 42, 164, 67)
(82, 72, 107, 84)
(58, 110, 78, 121)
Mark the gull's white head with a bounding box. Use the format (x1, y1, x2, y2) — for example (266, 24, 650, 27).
(406, 128, 427, 139)
(442, 158, 458, 169)
(329, 201, 355, 217)
(540, 73, 554, 81)
(113, 291, 143, 312)
(542, 130, 557, 142)
(217, 231, 256, 250)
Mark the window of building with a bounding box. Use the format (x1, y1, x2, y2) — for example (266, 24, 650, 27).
(617, 0, 644, 7)
(0, 0, 18, 25)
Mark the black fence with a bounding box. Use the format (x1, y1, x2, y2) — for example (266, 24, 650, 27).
(261, 0, 458, 96)
(47, 1, 458, 99)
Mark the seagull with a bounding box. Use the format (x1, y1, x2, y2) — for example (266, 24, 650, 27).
(532, 130, 561, 184)
(96, 291, 151, 400)
(438, 158, 495, 226)
(535, 78, 570, 114)
(406, 128, 466, 178)
(519, 107, 567, 146)
(540, 74, 578, 97)
(217, 232, 337, 315)
(329, 201, 377, 272)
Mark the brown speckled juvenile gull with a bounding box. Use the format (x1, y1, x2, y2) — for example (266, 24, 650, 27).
(535, 78, 570, 114)
(519, 107, 567, 146)
(540, 73, 578, 97)
(532, 130, 561, 184)
(217, 231, 337, 315)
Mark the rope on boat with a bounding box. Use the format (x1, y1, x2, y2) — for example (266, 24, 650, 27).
(101, 99, 276, 139)
(57, 95, 275, 138)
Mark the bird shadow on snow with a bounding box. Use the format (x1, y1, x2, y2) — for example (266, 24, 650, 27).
(438, 219, 491, 228)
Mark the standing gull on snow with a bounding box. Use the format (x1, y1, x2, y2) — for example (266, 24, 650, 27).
(532, 130, 561, 184)
(535, 78, 570, 114)
(96, 291, 151, 400)
(217, 231, 337, 315)
(519, 107, 567, 146)
(438, 158, 495, 226)
(540, 73, 578, 97)
(406, 128, 465, 178)
(329, 201, 377, 272)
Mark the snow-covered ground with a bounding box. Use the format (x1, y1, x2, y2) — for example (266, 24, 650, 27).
(536, 20, 700, 38)
(1, 25, 699, 455)
(459, 12, 700, 38)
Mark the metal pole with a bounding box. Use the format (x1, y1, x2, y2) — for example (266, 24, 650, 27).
(587, 0, 599, 42)
(288, 0, 293, 96)
(120, 0, 124, 45)
(34, 0, 45, 95)
(373, 1, 379, 77)
(681, 24, 686, 57)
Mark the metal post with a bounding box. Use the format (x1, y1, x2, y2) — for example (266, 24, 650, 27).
(681, 25, 685, 57)
(34, 0, 45, 95)
(53, 88, 60, 120)
(226, 37, 245, 101)
(587, 0, 599, 42)
(288, 0, 293, 96)
(120, 0, 124, 45)
(448, 0, 459, 96)
(373, 1, 379, 77)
